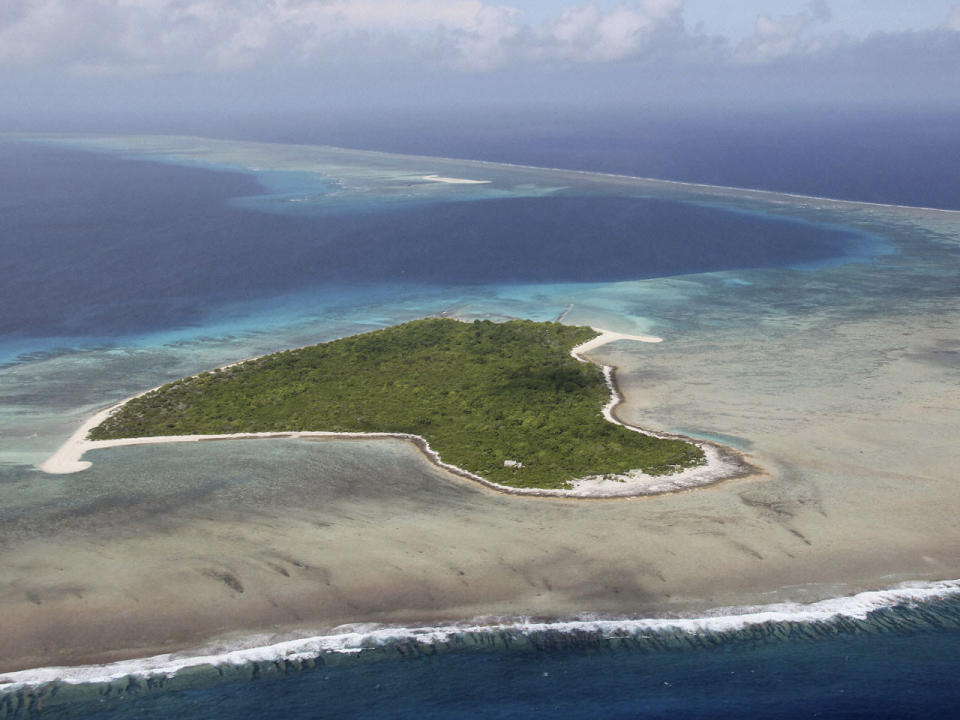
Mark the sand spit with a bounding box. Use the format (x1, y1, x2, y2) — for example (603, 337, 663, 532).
(567, 329, 756, 495)
(39, 328, 755, 498)
(421, 174, 491, 185)
(569, 328, 663, 354)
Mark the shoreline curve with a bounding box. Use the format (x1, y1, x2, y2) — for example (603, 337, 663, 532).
(40, 327, 759, 498)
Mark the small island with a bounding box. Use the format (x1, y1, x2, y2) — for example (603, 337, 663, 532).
(87, 318, 706, 490)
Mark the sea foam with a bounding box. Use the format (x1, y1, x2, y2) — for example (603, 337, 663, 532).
(3, 578, 959, 693)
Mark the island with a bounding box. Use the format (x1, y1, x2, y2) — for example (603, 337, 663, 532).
(81, 318, 712, 492)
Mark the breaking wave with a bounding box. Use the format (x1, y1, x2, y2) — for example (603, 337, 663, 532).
(3, 578, 959, 696)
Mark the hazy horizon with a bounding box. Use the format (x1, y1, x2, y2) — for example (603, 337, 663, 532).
(4, 4, 960, 716)
(3, 1, 960, 134)
(4, 2, 960, 214)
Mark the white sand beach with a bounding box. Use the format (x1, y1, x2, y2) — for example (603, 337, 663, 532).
(569, 328, 663, 357)
(421, 174, 492, 184)
(38, 327, 750, 498)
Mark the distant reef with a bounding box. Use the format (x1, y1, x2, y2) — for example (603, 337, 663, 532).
(89, 318, 704, 490)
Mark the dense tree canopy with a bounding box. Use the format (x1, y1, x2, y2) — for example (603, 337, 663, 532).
(90, 318, 703, 489)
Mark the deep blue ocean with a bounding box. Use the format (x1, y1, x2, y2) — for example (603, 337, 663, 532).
(1, 124, 959, 719)
(234, 106, 960, 210)
(11, 623, 960, 720)
(0, 141, 877, 343)
(6, 607, 960, 720)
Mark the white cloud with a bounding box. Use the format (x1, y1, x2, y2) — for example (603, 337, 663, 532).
(438, 4, 523, 71)
(734, 3, 843, 64)
(531, 0, 684, 64)
(944, 4, 960, 31)
(0, 0, 518, 71)
(0, 0, 692, 73)
(0, 0, 957, 83)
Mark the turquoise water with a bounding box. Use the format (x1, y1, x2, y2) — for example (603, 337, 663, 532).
(0, 140, 888, 349)
(1, 135, 959, 717)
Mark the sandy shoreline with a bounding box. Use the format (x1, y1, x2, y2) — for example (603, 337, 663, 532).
(4, 133, 960, 687)
(19, 314, 959, 681)
(420, 174, 491, 185)
(6, 317, 959, 676)
(40, 327, 755, 498)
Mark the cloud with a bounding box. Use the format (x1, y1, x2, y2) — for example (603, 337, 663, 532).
(0, 0, 692, 74)
(807, 0, 831, 24)
(0, 0, 959, 98)
(734, 2, 843, 64)
(945, 5, 960, 31)
(439, 4, 525, 71)
(527, 0, 685, 64)
(0, 0, 518, 72)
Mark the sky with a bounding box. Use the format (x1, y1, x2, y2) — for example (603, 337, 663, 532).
(1, 1, 959, 130)
(518, 0, 956, 37)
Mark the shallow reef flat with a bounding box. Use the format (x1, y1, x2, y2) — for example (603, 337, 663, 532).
(1, 136, 959, 675)
(37, 132, 960, 218)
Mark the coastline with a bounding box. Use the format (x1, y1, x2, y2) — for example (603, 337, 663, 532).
(17, 132, 960, 216)
(40, 327, 757, 498)
(3, 133, 960, 710)
(420, 174, 492, 185)
(3, 577, 959, 691)
(9, 305, 960, 678)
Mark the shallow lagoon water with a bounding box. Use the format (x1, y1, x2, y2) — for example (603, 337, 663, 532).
(0, 135, 959, 715)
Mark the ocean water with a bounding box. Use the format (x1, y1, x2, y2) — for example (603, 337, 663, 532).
(1, 134, 959, 717)
(254, 106, 960, 210)
(0, 141, 880, 343)
(4, 588, 960, 719)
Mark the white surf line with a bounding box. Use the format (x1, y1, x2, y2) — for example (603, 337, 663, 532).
(16, 133, 960, 216)
(4, 578, 959, 691)
(458, 156, 960, 216)
(40, 327, 748, 498)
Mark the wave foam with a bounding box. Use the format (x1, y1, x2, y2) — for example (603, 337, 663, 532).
(3, 579, 958, 692)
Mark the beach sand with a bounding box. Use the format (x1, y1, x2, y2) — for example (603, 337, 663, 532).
(40, 328, 745, 498)
(2, 136, 959, 677)
(420, 174, 491, 185)
(5, 309, 960, 674)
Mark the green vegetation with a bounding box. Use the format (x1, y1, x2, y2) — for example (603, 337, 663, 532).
(90, 319, 703, 489)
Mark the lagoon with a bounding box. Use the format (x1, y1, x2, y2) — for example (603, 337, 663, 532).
(0, 135, 958, 715)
